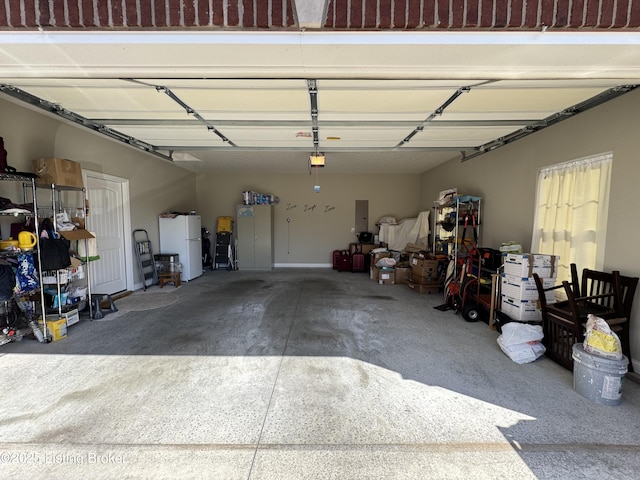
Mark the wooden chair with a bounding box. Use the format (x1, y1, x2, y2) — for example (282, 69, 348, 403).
(533, 264, 582, 370)
(534, 265, 638, 371)
(580, 268, 638, 321)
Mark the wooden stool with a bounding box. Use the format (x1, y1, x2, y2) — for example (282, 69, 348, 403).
(159, 272, 181, 288)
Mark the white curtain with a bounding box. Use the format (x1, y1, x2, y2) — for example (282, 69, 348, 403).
(531, 152, 612, 283)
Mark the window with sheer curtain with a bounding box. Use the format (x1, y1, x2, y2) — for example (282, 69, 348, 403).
(531, 152, 612, 283)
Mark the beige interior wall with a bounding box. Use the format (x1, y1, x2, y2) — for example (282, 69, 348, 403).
(53, 125, 197, 249)
(420, 88, 640, 367)
(0, 95, 197, 255)
(0, 98, 60, 238)
(196, 173, 422, 265)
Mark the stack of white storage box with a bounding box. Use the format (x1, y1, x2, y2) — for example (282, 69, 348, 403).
(501, 254, 560, 322)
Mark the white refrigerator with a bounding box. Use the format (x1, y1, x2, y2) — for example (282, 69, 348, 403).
(158, 215, 203, 281)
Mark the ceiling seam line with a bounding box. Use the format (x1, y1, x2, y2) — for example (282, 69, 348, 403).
(156, 146, 467, 152)
(90, 119, 546, 128)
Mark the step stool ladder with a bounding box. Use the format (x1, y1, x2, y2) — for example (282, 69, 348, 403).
(133, 229, 158, 290)
(90, 294, 118, 320)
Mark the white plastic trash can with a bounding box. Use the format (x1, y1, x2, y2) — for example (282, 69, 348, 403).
(572, 343, 628, 406)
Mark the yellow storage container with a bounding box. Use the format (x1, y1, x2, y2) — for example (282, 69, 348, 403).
(38, 318, 68, 342)
(217, 216, 233, 233)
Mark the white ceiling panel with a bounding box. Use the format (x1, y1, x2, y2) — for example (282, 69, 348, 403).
(317, 127, 411, 148)
(219, 126, 316, 148)
(447, 87, 611, 117)
(174, 87, 310, 114)
(145, 79, 306, 90)
(110, 125, 228, 146)
(478, 79, 640, 89)
(319, 88, 460, 116)
(14, 85, 184, 120)
(411, 126, 526, 147)
(1, 32, 639, 173)
(435, 112, 547, 121)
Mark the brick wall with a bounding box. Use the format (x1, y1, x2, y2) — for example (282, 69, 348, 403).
(325, 0, 640, 29)
(1, 0, 638, 29)
(0, 0, 296, 28)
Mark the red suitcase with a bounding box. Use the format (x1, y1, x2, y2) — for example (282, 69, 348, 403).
(351, 252, 366, 272)
(332, 249, 342, 270)
(337, 251, 352, 272)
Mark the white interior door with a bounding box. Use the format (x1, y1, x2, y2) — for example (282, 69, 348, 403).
(84, 171, 132, 295)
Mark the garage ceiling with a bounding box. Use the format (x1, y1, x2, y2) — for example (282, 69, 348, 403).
(1, 2, 640, 174)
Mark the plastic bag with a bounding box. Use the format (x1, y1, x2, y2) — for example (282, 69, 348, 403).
(76, 233, 98, 260)
(14, 252, 39, 294)
(376, 257, 396, 268)
(497, 322, 546, 364)
(583, 314, 623, 360)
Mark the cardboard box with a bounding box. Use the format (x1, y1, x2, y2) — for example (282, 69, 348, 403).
(404, 243, 427, 254)
(394, 266, 411, 285)
(71, 217, 86, 229)
(359, 244, 377, 255)
(501, 275, 556, 302)
(38, 317, 68, 341)
(370, 266, 380, 282)
(33, 158, 84, 188)
(378, 268, 395, 285)
(411, 272, 440, 285)
(407, 281, 441, 294)
(503, 253, 560, 279)
(47, 308, 80, 327)
(59, 229, 95, 241)
(411, 257, 438, 277)
(500, 295, 542, 321)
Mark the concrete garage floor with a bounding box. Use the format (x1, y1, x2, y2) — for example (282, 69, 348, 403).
(1, 268, 639, 480)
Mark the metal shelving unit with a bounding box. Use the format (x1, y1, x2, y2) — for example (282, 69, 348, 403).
(1, 172, 48, 341)
(36, 183, 93, 320)
(433, 194, 482, 273)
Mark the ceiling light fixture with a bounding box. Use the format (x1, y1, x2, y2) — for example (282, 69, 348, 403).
(310, 154, 325, 167)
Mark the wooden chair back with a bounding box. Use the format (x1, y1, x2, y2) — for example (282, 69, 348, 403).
(581, 268, 638, 320)
(533, 264, 638, 372)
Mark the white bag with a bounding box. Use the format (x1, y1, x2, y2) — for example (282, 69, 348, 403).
(583, 314, 623, 360)
(497, 322, 546, 364)
(76, 233, 99, 260)
(376, 257, 396, 268)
